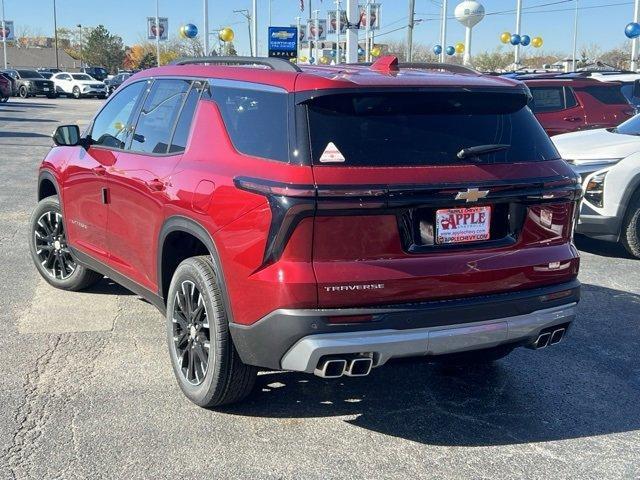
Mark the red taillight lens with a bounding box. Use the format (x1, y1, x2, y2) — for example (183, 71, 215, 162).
(327, 314, 373, 324)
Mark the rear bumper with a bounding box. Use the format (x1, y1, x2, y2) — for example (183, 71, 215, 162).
(230, 280, 580, 370)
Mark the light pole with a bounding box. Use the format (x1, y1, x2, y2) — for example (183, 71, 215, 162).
(203, 0, 209, 56)
(77, 24, 82, 68)
(53, 0, 59, 69)
(632, 0, 640, 71)
(155, 0, 160, 66)
(234, 9, 252, 56)
(335, 0, 341, 64)
(251, 0, 257, 57)
(407, 0, 415, 62)
(572, 0, 579, 71)
(346, 0, 358, 63)
(439, 0, 448, 62)
(1, 0, 7, 69)
(514, 0, 522, 66)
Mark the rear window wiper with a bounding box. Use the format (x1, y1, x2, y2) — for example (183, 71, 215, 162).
(457, 144, 510, 159)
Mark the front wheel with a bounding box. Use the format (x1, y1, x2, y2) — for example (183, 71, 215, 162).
(166, 256, 256, 408)
(621, 195, 640, 259)
(28, 196, 103, 291)
(18, 85, 29, 98)
(72, 86, 81, 99)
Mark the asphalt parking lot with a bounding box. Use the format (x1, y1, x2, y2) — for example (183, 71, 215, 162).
(0, 97, 639, 480)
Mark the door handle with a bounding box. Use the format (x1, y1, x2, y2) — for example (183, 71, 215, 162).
(563, 116, 581, 122)
(147, 178, 166, 192)
(92, 165, 106, 175)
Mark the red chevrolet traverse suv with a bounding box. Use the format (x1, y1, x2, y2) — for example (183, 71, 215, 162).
(30, 56, 581, 407)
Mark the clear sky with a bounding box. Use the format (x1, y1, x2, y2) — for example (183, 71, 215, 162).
(2, 0, 636, 57)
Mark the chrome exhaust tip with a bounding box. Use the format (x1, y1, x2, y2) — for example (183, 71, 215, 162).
(314, 358, 347, 378)
(550, 328, 565, 345)
(534, 332, 551, 349)
(344, 357, 373, 377)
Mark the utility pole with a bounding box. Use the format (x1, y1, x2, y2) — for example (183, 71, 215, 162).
(53, 0, 59, 69)
(572, 0, 579, 71)
(632, 0, 640, 71)
(203, 0, 209, 56)
(514, 0, 522, 66)
(251, 0, 257, 57)
(313, 9, 319, 62)
(234, 9, 252, 56)
(155, 0, 160, 67)
(296, 16, 301, 60)
(439, 0, 448, 62)
(77, 24, 83, 68)
(1, 0, 7, 69)
(335, 0, 341, 64)
(407, 0, 415, 62)
(365, 0, 371, 61)
(346, 0, 358, 63)
(307, 0, 312, 61)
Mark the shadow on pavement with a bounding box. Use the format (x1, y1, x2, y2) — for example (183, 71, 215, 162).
(85, 278, 135, 296)
(575, 234, 633, 259)
(1, 102, 56, 108)
(222, 283, 640, 447)
(0, 116, 56, 123)
(0, 131, 51, 138)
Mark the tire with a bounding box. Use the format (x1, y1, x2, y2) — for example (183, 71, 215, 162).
(0, 96, 7, 103)
(621, 194, 640, 259)
(72, 86, 81, 99)
(97, 94, 107, 99)
(29, 196, 103, 291)
(435, 345, 514, 366)
(18, 85, 29, 98)
(47, 93, 56, 99)
(166, 255, 256, 408)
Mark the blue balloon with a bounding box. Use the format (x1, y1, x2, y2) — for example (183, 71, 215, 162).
(625, 22, 640, 39)
(510, 34, 521, 45)
(183, 23, 198, 39)
(433, 44, 443, 55)
(445, 46, 455, 56)
(309, 56, 315, 64)
(357, 47, 365, 55)
(520, 34, 530, 46)
(329, 50, 336, 57)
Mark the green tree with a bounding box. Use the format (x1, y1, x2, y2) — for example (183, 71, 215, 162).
(138, 51, 157, 69)
(83, 25, 126, 73)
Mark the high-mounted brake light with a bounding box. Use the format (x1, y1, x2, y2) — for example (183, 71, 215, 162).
(371, 55, 399, 73)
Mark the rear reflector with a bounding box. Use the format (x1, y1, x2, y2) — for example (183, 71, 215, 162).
(539, 289, 574, 302)
(327, 314, 373, 324)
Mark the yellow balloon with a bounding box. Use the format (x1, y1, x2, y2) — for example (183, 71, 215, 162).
(371, 46, 381, 57)
(299, 55, 308, 63)
(219, 27, 234, 42)
(500, 32, 511, 44)
(319, 56, 329, 64)
(113, 121, 125, 132)
(531, 36, 543, 48)
(455, 42, 465, 54)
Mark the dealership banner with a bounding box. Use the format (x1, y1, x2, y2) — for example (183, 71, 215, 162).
(306, 18, 327, 41)
(268, 27, 298, 58)
(327, 10, 347, 35)
(147, 17, 168, 40)
(359, 3, 381, 30)
(1, 21, 14, 41)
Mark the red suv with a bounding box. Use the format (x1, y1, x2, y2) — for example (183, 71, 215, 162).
(30, 56, 581, 407)
(523, 77, 634, 136)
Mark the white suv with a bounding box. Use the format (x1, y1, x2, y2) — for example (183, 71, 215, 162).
(553, 115, 640, 258)
(51, 72, 108, 99)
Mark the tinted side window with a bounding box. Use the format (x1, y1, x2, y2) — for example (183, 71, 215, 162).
(130, 79, 191, 154)
(169, 85, 201, 153)
(564, 87, 578, 108)
(90, 81, 146, 149)
(529, 87, 565, 113)
(212, 86, 288, 162)
(580, 86, 629, 105)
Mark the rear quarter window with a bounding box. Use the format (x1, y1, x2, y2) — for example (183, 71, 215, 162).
(579, 86, 629, 105)
(529, 87, 565, 113)
(209, 86, 289, 162)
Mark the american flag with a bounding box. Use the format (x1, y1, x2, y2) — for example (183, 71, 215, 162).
(299, 0, 304, 11)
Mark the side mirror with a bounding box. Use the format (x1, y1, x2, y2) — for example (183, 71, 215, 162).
(52, 125, 81, 147)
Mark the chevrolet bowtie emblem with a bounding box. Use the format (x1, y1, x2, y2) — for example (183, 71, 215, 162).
(455, 188, 489, 203)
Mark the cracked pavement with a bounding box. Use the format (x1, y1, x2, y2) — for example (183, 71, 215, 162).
(0, 98, 639, 479)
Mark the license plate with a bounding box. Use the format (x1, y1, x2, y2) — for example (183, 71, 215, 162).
(43, 87, 49, 91)
(436, 206, 491, 244)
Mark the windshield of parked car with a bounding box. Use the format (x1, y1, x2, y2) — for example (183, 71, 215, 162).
(17, 70, 43, 79)
(306, 91, 560, 166)
(612, 114, 640, 135)
(72, 74, 94, 81)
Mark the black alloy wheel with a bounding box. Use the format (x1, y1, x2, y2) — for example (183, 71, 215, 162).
(33, 210, 76, 280)
(172, 280, 211, 385)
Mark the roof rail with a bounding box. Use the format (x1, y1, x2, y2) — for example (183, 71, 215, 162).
(172, 56, 301, 73)
(398, 63, 480, 76)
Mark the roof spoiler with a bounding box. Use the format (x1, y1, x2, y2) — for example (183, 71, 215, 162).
(172, 56, 301, 73)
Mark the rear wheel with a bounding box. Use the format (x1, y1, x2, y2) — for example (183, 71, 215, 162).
(166, 256, 256, 408)
(0, 96, 7, 103)
(621, 195, 640, 259)
(29, 196, 103, 290)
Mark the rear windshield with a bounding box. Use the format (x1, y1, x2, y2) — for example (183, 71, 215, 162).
(306, 92, 559, 166)
(580, 86, 629, 105)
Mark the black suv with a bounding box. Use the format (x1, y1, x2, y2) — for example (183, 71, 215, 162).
(80, 66, 108, 82)
(1, 69, 55, 98)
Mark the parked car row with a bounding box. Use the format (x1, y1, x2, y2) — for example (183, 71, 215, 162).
(0, 69, 108, 99)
